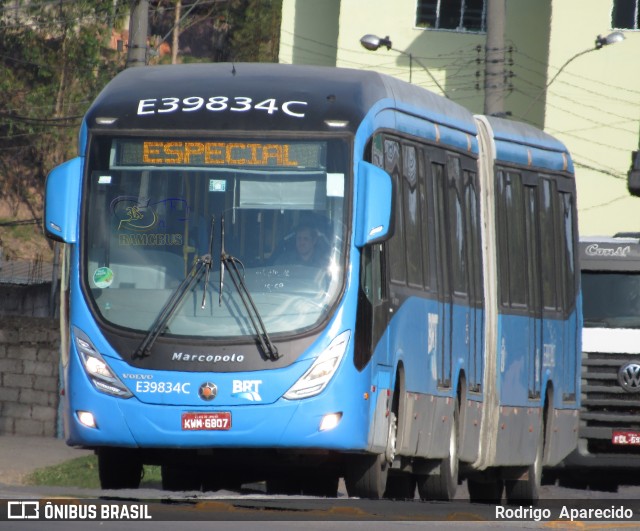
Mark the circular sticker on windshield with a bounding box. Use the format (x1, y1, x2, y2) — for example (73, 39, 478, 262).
(93, 267, 114, 289)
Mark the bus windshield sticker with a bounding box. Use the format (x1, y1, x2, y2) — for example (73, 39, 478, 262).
(93, 267, 114, 289)
(327, 173, 345, 197)
(209, 179, 226, 192)
(98, 175, 112, 185)
(239, 179, 324, 210)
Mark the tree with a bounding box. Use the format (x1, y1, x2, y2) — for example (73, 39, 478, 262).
(228, 0, 281, 62)
(0, 0, 283, 260)
(0, 0, 126, 257)
(146, 0, 282, 64)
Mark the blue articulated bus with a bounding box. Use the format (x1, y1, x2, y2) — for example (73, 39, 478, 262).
(44, 63, 580, 502)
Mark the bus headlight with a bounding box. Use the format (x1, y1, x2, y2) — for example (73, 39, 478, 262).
(283, 330, 350, 400)
(74, 328, 133, 399)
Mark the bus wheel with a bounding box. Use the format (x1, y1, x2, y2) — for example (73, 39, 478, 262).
(416, 399, 459, 501)
(505, 422, 544, 503)
(161, 464, 202, 492)
(345, 412, 396, 499)
(98, 447, 142, 489)
(467, 476, 504, 503)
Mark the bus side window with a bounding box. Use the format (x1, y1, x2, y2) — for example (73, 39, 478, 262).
(403, 144, 423, 288)
(446, 155, 468, 299)
(560, 191, 577, 311)
(539, 178, 559, 312)
(496, 170, 527, 308)
(355, 243, 386, 370)
(384, 138, 406, 285)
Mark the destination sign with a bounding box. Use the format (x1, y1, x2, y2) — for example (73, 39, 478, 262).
(113, 140, 325, 169)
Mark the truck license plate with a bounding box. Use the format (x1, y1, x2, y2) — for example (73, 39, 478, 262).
(181, 412, 231, 431)
(612, 431, 640, 445)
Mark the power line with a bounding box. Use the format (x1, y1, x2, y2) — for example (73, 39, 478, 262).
(0, 111, 83, 126)
(512, 48, 640, 97)
(580, 194, 630, 212)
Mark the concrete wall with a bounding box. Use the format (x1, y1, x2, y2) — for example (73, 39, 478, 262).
(0, 283, 53, 318)
(280, 0, 341, 65)
(0, 317, 60, 437)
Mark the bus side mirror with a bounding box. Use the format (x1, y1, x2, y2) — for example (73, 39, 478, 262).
(44, 157, 83, 243)
(628, 151, 640, 197)
(354, 161, 392, 247)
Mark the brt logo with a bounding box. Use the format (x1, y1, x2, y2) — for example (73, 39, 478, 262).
(232, 380, 263, 402)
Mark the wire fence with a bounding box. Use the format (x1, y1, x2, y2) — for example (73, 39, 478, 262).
(0, 255, 55, 285)
(0, 218, 56, 285)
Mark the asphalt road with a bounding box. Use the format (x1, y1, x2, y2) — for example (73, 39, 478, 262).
(2, 435, 640, 529)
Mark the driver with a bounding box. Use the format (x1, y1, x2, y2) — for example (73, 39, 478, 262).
(274, 223, 328, 268)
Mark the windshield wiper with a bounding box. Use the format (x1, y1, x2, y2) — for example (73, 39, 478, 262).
(133, 217, 215, 359)
(219, 214, 280, 361)
(200, 216, 216, 310)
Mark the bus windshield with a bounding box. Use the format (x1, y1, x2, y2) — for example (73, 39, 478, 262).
(582, 271, 640, 328)
(83, 136, 350, 339)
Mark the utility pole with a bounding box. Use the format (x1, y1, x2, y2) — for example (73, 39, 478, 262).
(126, 0, 149, 68)
(172, 0, 182, 64)
(484, 0, 506, 116)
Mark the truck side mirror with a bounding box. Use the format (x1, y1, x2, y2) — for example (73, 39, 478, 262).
(44, 157, 83, 243)
(354, 161, 393, 247)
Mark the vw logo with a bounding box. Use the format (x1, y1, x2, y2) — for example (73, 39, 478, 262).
(198, 382, 217, 401)
(618, 363, 640, 393)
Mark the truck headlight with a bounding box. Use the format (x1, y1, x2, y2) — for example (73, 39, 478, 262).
(283, 330, 350, 400)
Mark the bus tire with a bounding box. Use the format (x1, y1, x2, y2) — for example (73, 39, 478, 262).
(345, 453, 388, 499)
(345, 412, 396, 499)
(416, 398, 459, 501)
(505, 421, 544, 504)
(98, 447, 142, 490)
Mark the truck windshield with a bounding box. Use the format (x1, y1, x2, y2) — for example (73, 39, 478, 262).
(582, 271, 640, 328)
(82, 136, 349, 339)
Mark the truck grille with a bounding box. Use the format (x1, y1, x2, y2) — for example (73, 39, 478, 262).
(582, 351, 640, 455)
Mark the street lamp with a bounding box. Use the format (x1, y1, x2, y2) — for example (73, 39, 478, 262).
(359, 34, 448, 98)
(522, 31, 625, 120)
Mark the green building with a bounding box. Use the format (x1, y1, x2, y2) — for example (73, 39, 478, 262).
(280, 0, 640, 236)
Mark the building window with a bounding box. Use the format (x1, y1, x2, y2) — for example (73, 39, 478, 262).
(613, 0, 639, 29)
(416, 0, 486, 32)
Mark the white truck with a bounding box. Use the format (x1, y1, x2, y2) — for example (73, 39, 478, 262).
(555, 235, 640, 491)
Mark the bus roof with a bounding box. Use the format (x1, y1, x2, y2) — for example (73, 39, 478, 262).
(580, 236, 640, 271)
(83, 62, 477, 138)
(482, 115, 573, 173)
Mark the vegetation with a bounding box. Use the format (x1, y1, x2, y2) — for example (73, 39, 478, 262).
(25, 454, 162, 489)
(0, 0, 282, 262)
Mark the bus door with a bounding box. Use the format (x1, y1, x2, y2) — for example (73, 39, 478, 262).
(524, 174, 543, 399)
(357, 134, 395, 369)
(355, 242, 389, 370)
(442, 154, 473, 391)
(464, 170, 483, 391)
(431, 152, 453, 388)
(558, 184, 578, 400)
